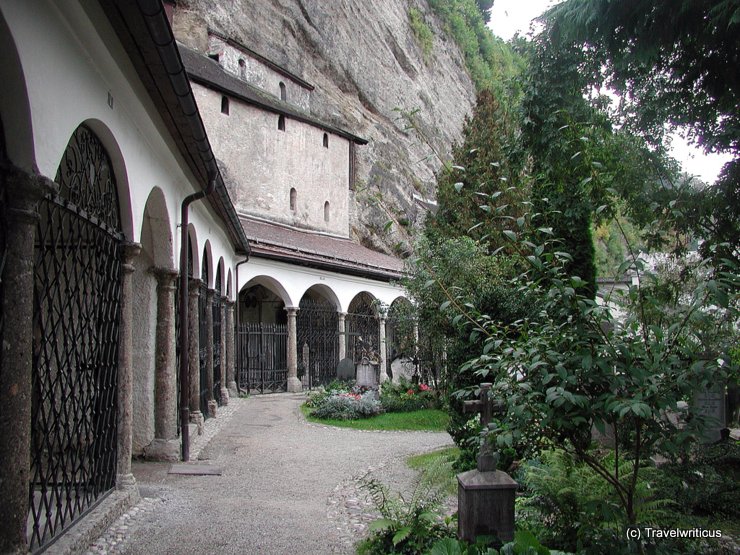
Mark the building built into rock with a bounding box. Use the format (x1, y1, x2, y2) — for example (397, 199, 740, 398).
(0, 0, 411, 552)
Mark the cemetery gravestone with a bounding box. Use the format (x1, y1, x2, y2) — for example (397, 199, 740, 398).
(336, 357, 355, 381)
(693, 385, 727, 442)
(457, 383, 518, 544)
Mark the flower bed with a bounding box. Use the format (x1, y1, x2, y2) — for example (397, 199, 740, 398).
(306, 378, 440, 421)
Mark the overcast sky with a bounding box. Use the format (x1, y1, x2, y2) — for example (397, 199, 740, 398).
(486, 0, 732, 183)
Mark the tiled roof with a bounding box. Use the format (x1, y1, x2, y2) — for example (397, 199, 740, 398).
(241, 216, 406, 280)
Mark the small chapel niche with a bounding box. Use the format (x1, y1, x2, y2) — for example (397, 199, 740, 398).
(322, 133, 329, 148)
(278, 115, 285, 131)
(290, 187, 297, 211)
(221, 95, 230, 115)
(279, 81, 287, 101)
(324, 200, 330, 222)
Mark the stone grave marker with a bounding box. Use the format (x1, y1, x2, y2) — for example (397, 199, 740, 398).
(336, 357, 355, 381)
(457, 383, 518, 544)
(693, 385, 727, 442)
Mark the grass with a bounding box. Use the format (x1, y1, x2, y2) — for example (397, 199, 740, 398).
(301, 404, 449, 431)
(407, 446, 460, 496)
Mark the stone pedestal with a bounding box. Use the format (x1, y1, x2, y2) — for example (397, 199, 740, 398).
(356, 359, 378, 387)
(219, 296, 229, 405)
(457, 469, 518, 544)
(117, 242, 142, 490)
(188, 279, 204, 432)
(225, 300, 238, 396)
(145, 268, 180, 461)
(378, 315, 388, 384)
(0, 168, 53, 553)
(286, 307, 302, 392)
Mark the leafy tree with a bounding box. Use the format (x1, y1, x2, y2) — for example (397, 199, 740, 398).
(426, 89, 528, 253)
(544, 0, 740, 153)
(460, 216, 737, 541)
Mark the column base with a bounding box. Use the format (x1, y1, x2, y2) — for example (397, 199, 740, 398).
(228, 381, 238, 397)
(116, 473, 137, 490)
(142, 438, 181, 462)
(378, 371, 389, 385)
(287, 377, 303, 393)
(220, 388, 230, 406)
(207, 400, 218, 418)
(190, 411, 204, 435)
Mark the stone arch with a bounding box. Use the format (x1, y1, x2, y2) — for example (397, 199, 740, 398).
(0, 10, 34, 170)
(297, 284, 341, 387)
(298, 283, 340, 309)
(78, 119, 134, 242)
(216, 257, 226, 295)
(187, 224, 199, 278)
(346, 291, 380, 362)
(140, 187, 174, 269)
(241, 275, 292, 306)
(201, 241, 213, 287)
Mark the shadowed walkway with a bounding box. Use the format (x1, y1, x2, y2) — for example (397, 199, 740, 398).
(102, 394, 452, 555)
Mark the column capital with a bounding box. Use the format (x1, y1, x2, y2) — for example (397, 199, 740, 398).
(152, 267, 179, 285)
(338, 311, 347, 319)
(285, 306, 299, 316)
(2, 164, 56, 208)
(188, 277, 202, 296)
(121, 242, 141, 274)
(220, 295, 229, 304)
(205, 288, 215, 302)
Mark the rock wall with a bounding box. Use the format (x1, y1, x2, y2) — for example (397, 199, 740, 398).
(175, 0, 476, 255)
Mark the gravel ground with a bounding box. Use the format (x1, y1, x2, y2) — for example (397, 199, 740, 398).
(86, 393, 453, 555)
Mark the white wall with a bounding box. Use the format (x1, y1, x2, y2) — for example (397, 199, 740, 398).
(238, 256, 407, 313)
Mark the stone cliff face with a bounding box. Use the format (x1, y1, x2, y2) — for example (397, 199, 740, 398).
(175, 0, 476, 255)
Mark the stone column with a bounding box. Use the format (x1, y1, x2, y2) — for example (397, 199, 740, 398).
(219, 296, 229, 405)
(378, 314, 388, 384)
(144, 268, 180, 461)
(226, 300, 238, 396)
(0, 168, 52, 554)
(205, 289, 217, 417)
(188, 278, 204, 431)
(338, 311, 347, 360)
(117, 242, 142, 489)
(286, 307, 302, 392)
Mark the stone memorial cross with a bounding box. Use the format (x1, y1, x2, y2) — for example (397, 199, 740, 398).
(463, 383, 505, 472)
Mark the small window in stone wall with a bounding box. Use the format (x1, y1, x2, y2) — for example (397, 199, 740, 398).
(323, 133, 329, 148)
(278, 115, 285, 131)
(221, 96, 230, 115)
(290, 188, 297, 211)
(324, 201, 330, 222)
(238, 58, 246, 78)
(279, 81, 287, 101)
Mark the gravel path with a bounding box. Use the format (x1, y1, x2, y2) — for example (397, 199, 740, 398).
(86, 393, 453, 555)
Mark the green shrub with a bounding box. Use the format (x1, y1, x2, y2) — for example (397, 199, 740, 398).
(408, 7, 434, 62)
(380, 379, 439, 412)
(356, 459, 455, 554)
(311, 394, 381, 420)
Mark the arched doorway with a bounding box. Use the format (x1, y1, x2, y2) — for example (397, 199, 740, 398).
(296, 286, 339, 388)
(30, 124, 124, 550)
(346, 292, 380, 364)
(386, 297, 417, 383)
(212, 263, 222, 404)
(238, 281, 287, 393)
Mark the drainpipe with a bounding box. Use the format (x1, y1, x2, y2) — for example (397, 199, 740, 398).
(179, 177, 216, 461)
(234, 256, 250, 393)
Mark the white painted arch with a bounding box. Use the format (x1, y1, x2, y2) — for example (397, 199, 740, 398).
(237, 256, 408, 313)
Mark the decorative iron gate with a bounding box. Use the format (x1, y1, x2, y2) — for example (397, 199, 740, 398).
(212, 276, 222, 405)
(346, 295, 379, 376)
(198, 280, 209, 418)
(238, 322, 287, 393)
(30, 125, 122, 551)
(296, 299, 338, 388)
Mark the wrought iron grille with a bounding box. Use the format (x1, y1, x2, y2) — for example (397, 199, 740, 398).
(212, 293, 222, 405)
(296, 299, 338, 388)
(238, 322, 287, 393)
(30, 125, 122, 552)
(198, 281, 209, 417)
(0, 170, 6, 370)
(174, 276, 181, 433)
(346, 299, 379, 357)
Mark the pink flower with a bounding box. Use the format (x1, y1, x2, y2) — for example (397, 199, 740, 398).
(407, 389, 415, 395)
(419, 384, 430, 391)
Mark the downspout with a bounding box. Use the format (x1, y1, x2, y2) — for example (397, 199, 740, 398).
(179, 177, 216, 461)
(234, 256, 250, 393)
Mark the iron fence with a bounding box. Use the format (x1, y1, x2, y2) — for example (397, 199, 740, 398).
(296, 299, 338, 388)
(237, 322, 287, 393)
